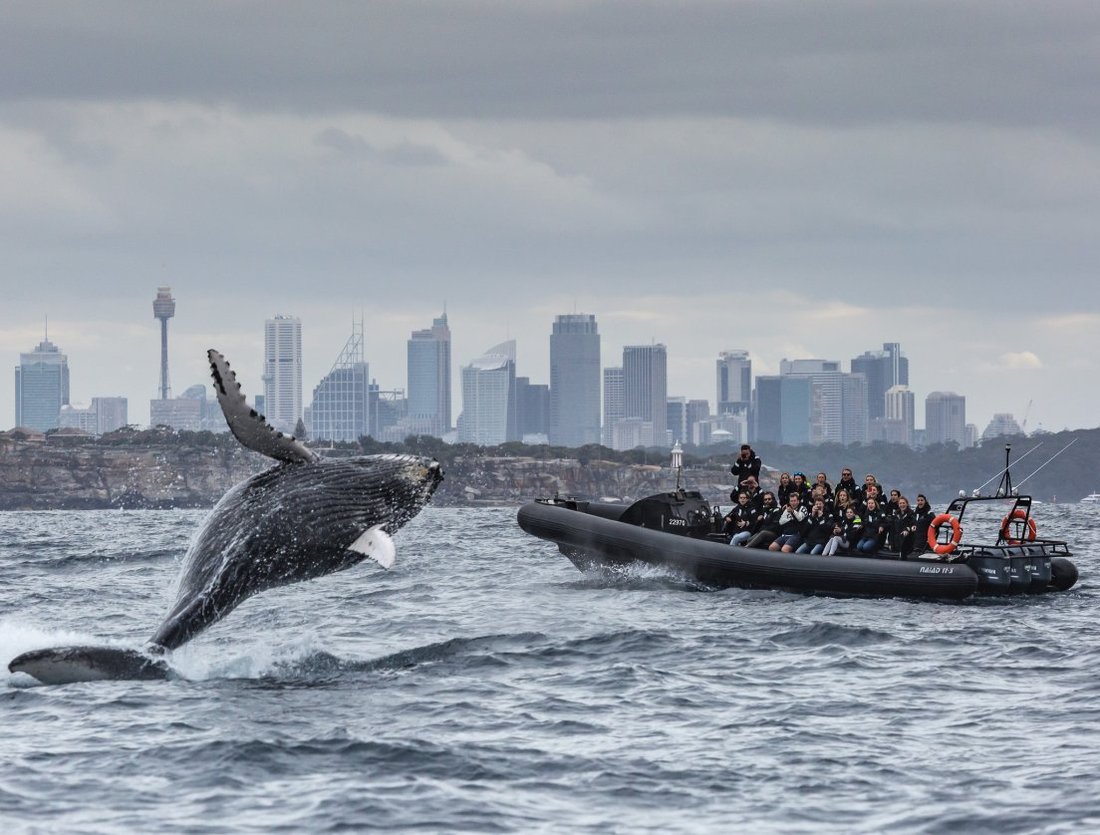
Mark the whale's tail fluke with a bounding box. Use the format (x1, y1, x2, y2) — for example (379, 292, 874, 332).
(8, 645, 170, 684)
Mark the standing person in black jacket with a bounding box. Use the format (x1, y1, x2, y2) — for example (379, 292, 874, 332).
(912, 494, 935, 554)
(889, 496, 919, 558)
(730, 444, 762, 491)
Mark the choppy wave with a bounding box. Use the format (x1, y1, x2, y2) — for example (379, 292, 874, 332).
(1, 505, 1099, 832)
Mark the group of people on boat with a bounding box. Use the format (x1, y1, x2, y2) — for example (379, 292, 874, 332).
(722, 445, 936, 558)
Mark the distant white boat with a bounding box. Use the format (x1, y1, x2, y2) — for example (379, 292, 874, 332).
(1080, 492, 1100, 504)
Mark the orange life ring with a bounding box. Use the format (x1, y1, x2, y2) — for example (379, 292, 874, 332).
(1000, 508, 1037, 544)
(927, 513, 962, 555)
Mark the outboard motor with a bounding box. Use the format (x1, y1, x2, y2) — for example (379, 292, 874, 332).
(619, 490, 713, 538)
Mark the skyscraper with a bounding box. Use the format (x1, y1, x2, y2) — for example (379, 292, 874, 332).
(549, 313, 601, 447)
(406, 312, 451, 437)
(310, 321, 370, 443)
(515, 377, 550, 439)
(667, 396, 688, 445)
(851, 343, 908, 422)
(15, 336, 70, 431)
(602, 367, 624, 447)
(778, 358, 868, 445)
(263, 315, 303, 433)
(622, 344, 668, 447)
(716, 350, 752, 416)
(878, 384, 916, 446)
(925, 391, 967, 447)
(457, 340, 517, 445)
(92, 397, 129, 435)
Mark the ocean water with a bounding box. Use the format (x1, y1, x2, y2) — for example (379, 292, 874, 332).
(2, 503, 1099, 833)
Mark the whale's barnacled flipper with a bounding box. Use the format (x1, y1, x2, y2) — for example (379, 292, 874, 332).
(207, 349, 318, 464)
(8, 646, 170, 684)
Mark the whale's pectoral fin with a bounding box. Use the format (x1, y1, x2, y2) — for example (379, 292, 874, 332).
(348, 524, 397, 570)
(8, 646, 170, 685)
(207, 349, 318, 464)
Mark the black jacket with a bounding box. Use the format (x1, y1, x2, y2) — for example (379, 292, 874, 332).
(730, 452, 762, 486)
(890, 509, 918, 552)
(723, 503, 756, 535)
(803, 511, 836, 546)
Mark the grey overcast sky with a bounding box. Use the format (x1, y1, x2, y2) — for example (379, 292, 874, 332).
(2, 1, 1099, 434)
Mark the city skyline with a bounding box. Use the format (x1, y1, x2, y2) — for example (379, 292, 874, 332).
(2, 4, 1098, 435)
(0, 304, 1085, 442)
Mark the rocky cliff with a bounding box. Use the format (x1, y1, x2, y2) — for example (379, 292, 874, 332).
(0, 437, 738, 510)
(0, 437, 265, 510)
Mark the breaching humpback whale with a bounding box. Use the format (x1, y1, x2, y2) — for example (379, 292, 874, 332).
(9, 350, 443, 684)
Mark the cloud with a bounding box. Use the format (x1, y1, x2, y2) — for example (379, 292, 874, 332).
(995, 351, 1043, 371)
(2, 2, 1099, 131)
(2, 2, 1099, 434)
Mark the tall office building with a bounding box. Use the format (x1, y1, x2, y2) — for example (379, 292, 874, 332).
(91, 397, 129, 435)
(406, 312, 451, 437)
(15, 337, 70, 431)
(875, 384, 916, 446)
(263, 315, 303, 433)
(602, 367, 624, 447)
(310, 321, 370, 443)
(457, 340, 517, 446)
(716, 350, 752, 416)
(777, 359, 868, 445)
(851, 343, 908, 422)
(549, 314, 601, 447)
(925, 391, 967, 447)
(753, 364, 867, 447)
(753, 374, 813, 446)
(622, 344, 668, 447)
(667, 397, 688, 446)
(516, 377, 550, 440)
(370, 383, 407, 440)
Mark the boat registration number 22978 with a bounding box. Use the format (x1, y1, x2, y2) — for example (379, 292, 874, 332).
(918, 566, 957, 575)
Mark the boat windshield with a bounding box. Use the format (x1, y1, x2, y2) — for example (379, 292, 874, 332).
(947, 496, 1032, 543)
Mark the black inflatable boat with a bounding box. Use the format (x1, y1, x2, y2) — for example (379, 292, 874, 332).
(517, 488, 1078, 600)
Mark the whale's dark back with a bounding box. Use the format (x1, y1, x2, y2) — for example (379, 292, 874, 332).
(149, 454, 442, 650)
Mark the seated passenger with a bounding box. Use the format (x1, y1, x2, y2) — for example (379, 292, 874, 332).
(832, 488, 854, 519)
(857, 473, 885, 504)
(836, 468, 859, 500)
(776, 472, 794, 506)
(740, 476, 763, 510)
(790, 472, 812, 506)
(724, 491, 756, 542)
(814, 472, 833, 500)
(884, 489, 902, 517)
(809, 483, 833, 515)
(744, 492, 783, 548)
(769, 493, 809, 553)
(855, 497, 888, 554)
(733, 490, 776, 547)
(858, 483, 884, 515)
(822, 506, 863, 556)
(795, 498, 834, 555)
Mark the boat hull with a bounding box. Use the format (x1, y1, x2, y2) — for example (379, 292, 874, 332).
(518, 501, 979, 600)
